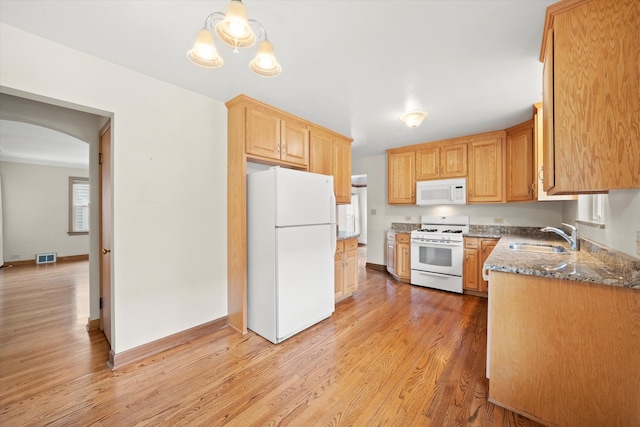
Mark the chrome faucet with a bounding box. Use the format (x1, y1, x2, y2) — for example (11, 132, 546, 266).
(541, 223, 580, 251)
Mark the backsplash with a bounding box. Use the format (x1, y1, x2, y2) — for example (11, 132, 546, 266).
(468, 225, 550, 239)
(390, 222, 421, 233)
(580, 237, 640, 282)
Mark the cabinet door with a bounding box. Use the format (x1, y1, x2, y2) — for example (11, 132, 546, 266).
(387, 241, 396, 276)
(396, 242, 410, 280)
(281, 119, 309, 167)
(309, 128, 334, 176)
(246, 107, 281, 160)
(415, 147, 440, 180)
(343, 249, 358, 295)
(542, 28, 555, 193)
(388, 151, 416, 204)
(333, 138, 352, 204)
(506, 124, 534, 202)
(479, 239, 497, 293)
(468, 137, 504, 203)
(440, 143, 468, 178)
(334, 252, 344, 300)
(463, 247, 479, 291)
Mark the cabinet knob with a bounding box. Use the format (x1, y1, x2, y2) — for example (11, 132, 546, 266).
(102, 248, 111, 255)
(275, 144, 280, 155)
(538, 166, 544, 182)
(282, 143, 286, 157)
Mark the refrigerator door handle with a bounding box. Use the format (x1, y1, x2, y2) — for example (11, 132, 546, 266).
(330, 189, 337, 254)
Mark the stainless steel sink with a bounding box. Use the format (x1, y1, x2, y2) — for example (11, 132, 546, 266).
(508, 242, 568, 253)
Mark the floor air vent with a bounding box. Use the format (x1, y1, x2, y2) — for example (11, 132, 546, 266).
(36, 253, 57, 264)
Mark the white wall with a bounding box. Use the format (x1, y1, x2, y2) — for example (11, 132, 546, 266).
(0, 161, 89, 260)
(353, 154, 564, 265)
(0, 23, 228, 354)
(563, 190, 640, 258)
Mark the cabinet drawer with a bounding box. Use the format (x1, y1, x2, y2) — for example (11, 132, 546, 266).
(335, 240, 345, 254)
(343, 238, 358, 251)
(397, 233, 410, 243)
(464, 238, 478, 249)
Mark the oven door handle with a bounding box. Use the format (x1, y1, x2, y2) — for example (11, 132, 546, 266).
(411, 239, 462, 247)
(415, 271, 453, 278)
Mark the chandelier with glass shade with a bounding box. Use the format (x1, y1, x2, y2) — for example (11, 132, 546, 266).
(187, 0, 282, 77)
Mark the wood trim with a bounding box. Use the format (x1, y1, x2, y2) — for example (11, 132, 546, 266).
(540, 0, 591, 61)
(86, 317, 101, 331)
(365, 262, 386, 271)
(3, 254, 89, 266)
(464, 289, 488, 298)
(108, 317, 228, 370)
(226, 94, 352, 143)
(386, 129, 507, 155)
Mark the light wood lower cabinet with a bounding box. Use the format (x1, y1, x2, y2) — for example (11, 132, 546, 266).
(335, 238, 358, 301)
(488, 271, 640, 426)
(463, 237, 498, 297)
(386, 231, 411, 283)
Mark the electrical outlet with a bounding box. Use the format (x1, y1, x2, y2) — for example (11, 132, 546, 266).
(371, 209, 377, 216)
(493, 217, 504, 224)
(405, 216, 412, 221)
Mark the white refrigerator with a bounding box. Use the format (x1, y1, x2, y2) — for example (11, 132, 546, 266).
(247, 167, 337, 344)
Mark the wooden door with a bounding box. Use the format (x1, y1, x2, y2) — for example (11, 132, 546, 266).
(386, 240, 396, 276)
(99, 124, 112, 345)
(506, 123, 534, 202)
(542, 28, 555, 193)
(468, 137, 504, 203)
(281, 118, 308, 166)
(463, 247, 479, 291)
(309, 128, 334, 176)
(245, 107, 281, 160)
(334, 252, 344, 300)
(333, 139, 352, 204)
(440, 143, 468, 178)
(479, 239, 497, 293)
(396, 242, 410, 280)
(388, 151, 415, 204)
(415, 147, 440, 180)
(343, 249, 358, 295)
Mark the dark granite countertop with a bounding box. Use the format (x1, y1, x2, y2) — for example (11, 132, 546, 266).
(484, 235, 640, 290)
(337, 231, 359, 241)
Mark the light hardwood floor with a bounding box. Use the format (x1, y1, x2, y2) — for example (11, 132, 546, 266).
(0, 252, 543, 426)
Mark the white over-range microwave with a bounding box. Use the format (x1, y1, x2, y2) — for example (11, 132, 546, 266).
(416, 178, 467, 205)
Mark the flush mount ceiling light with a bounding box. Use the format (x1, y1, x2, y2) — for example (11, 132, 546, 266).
(400, 111, 428, 128)
(187, 0, 282, 77)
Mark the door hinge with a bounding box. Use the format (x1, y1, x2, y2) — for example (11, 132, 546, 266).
(99, 153, 103, 165)
(99, 297, 103, 309)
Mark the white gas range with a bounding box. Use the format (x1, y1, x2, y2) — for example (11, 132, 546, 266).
(410, 215, 469, 294)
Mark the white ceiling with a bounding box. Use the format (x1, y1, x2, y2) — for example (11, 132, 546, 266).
(0, 0, 554, 160)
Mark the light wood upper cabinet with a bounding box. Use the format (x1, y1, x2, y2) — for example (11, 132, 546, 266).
(540, 0, 639, 193)
(387, 151, 416, 204)
(309, 127, 353, 204)
(246, 105, 309, 167)
(468, 133, 505, 203)
(416, 143, 467, 181)
(505, 120, 534, 202)
(333, 138, 352, 204)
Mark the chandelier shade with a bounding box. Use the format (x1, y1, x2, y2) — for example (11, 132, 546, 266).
(187, 29, 224, 68)
(249, 40, 282, 77)
(187, 0, 281, 77)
